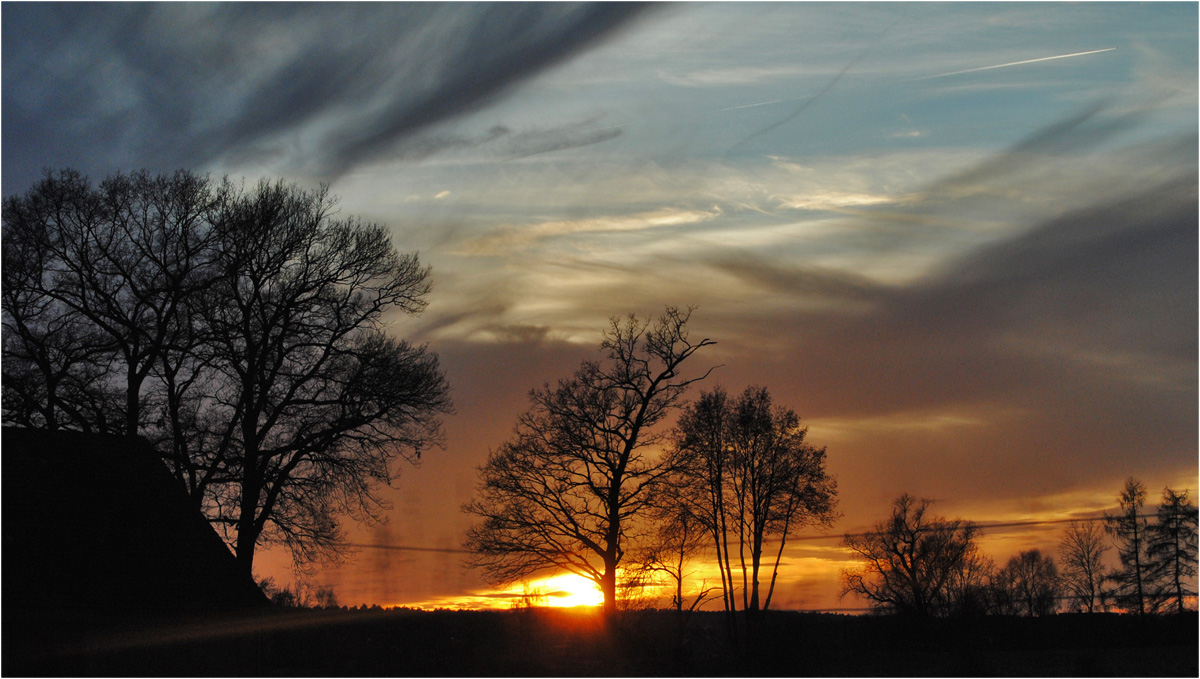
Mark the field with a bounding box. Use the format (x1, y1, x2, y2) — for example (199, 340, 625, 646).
(6, 607, 1196, 676)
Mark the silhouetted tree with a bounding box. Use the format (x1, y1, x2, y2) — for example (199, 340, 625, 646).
(464, 307, 715, 616)
(257, 577, 337, 608)
(2, 169, 451, 577)
(841, 494, 986, 617)
(313, 584, 340, 609)
(1105, 477, 1158, 615)
(1057, 520, 1109, 613)
(1146, 488, 1198, 614)
(993, 549, 1060, 617)
(1, 169, 226, 437)
(668, 386, 837, 618)
(634, 482, 719, 615)
(203, 180, 451, 574)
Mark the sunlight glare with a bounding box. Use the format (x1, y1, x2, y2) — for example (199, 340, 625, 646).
(535, 573, 604, 608)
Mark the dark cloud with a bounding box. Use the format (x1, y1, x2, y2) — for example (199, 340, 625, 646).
(367, 120, 623, 163)
(502, 122, 624, 160)
(2, 3, 650, 191)
(720, 172, 1196, 417)
(700, 250, 892, 309)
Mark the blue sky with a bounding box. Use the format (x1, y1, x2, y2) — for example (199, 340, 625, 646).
(4, 2, 1196, 609)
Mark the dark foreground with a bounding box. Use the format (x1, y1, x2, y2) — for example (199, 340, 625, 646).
(5, 607, 1196, 677)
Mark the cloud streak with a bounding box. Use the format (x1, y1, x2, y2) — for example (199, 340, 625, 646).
(2, 3, 650, 190)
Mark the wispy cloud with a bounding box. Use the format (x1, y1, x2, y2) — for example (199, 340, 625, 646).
(453, 207, 720, 256)
(662, 64, 824, 87)
(778, 192, 897, 211)
(2, 3, 649, 188)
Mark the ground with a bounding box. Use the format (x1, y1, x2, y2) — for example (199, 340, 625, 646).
(5, 607, 1196, 676)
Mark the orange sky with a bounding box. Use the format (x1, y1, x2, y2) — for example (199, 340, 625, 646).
(5, 3, 1193, 612)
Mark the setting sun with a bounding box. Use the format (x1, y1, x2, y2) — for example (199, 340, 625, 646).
(534, 574, 603, 608)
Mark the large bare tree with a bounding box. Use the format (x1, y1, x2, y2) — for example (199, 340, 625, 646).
(202, 180, 451, 573)
(464, 307, 715, 616)
(2, 169, 451, 575)
(2, 169, 225, 436)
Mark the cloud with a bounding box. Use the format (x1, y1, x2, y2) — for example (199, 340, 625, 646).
(454, 207, 721, 256)
(778, 192, 898, 211)
(502, 123, 624, 160)
(368, 120, 624, 164)
(662, 64, 827, 87)
(1, 3, 649, 190)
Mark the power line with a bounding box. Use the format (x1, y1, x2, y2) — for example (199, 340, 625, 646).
(781, 512, 1131, 543)
(337, 513, 1149, 554)
(337, 542, 472, 554)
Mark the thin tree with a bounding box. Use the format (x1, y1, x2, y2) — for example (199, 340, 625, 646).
(668, 386, 838, 618)
(464, 307, 715, 616)
(1146, 487, 1198, 614)
(841, 494, 985, 617)
(1057, 520, 1109, 613)
(667, 388, 739, 633)
(1104, 477, 1156, 615)
(635, 480, 720, 616)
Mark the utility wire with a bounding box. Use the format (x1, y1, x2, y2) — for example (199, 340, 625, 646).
(336, 513, 1148, 554)
(336, 542, 472, 554)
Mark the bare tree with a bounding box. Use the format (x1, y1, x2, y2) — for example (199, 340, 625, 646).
(464, 307, 715, 616)
(1105, 477, 1158, 615)
(1058, 520, 1109, 613)
(203, 180, 451, 574)
(2, 169, 226, 437)
(841, 494, 986, 617)
(3, 170, 126, 432)
(1146, 487, 1198, 614)
(3, 170, 451, 577)
(993, 549, 1060, 617)
(668, 386, 838, 618)
(635, 482, 719, 616)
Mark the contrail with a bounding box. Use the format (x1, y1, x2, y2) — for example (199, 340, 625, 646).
(718, 97, 808, 112)
(918, 47, 1116, 80)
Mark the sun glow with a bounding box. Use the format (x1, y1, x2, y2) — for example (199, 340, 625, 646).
(533, 573, 604, 608)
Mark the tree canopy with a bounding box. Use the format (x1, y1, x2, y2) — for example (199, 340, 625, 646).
(841, 494, 988, 617)
(464, 307, 715, 615)
(2, 168, 452, 574)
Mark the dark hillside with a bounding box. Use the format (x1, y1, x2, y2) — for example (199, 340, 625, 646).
(3, 426, 265, 612)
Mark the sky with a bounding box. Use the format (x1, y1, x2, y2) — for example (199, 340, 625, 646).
(3, 2, 1197, 611)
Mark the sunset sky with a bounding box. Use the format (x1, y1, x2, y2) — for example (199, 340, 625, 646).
(4, 2, 1196, 611)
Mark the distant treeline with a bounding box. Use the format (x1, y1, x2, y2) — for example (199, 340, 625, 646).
(840, 481, 1197, 618)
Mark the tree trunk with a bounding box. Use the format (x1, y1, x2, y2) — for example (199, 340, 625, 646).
(235, 518, 259, 579)
(748, 541, 762, 613)
(124, 369, 144, 437)
(1173, 547, 1184, 614)
(601, 564, 617, 617)
(236, 434, 262, 578)
(1132, 520, 1145, 616)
